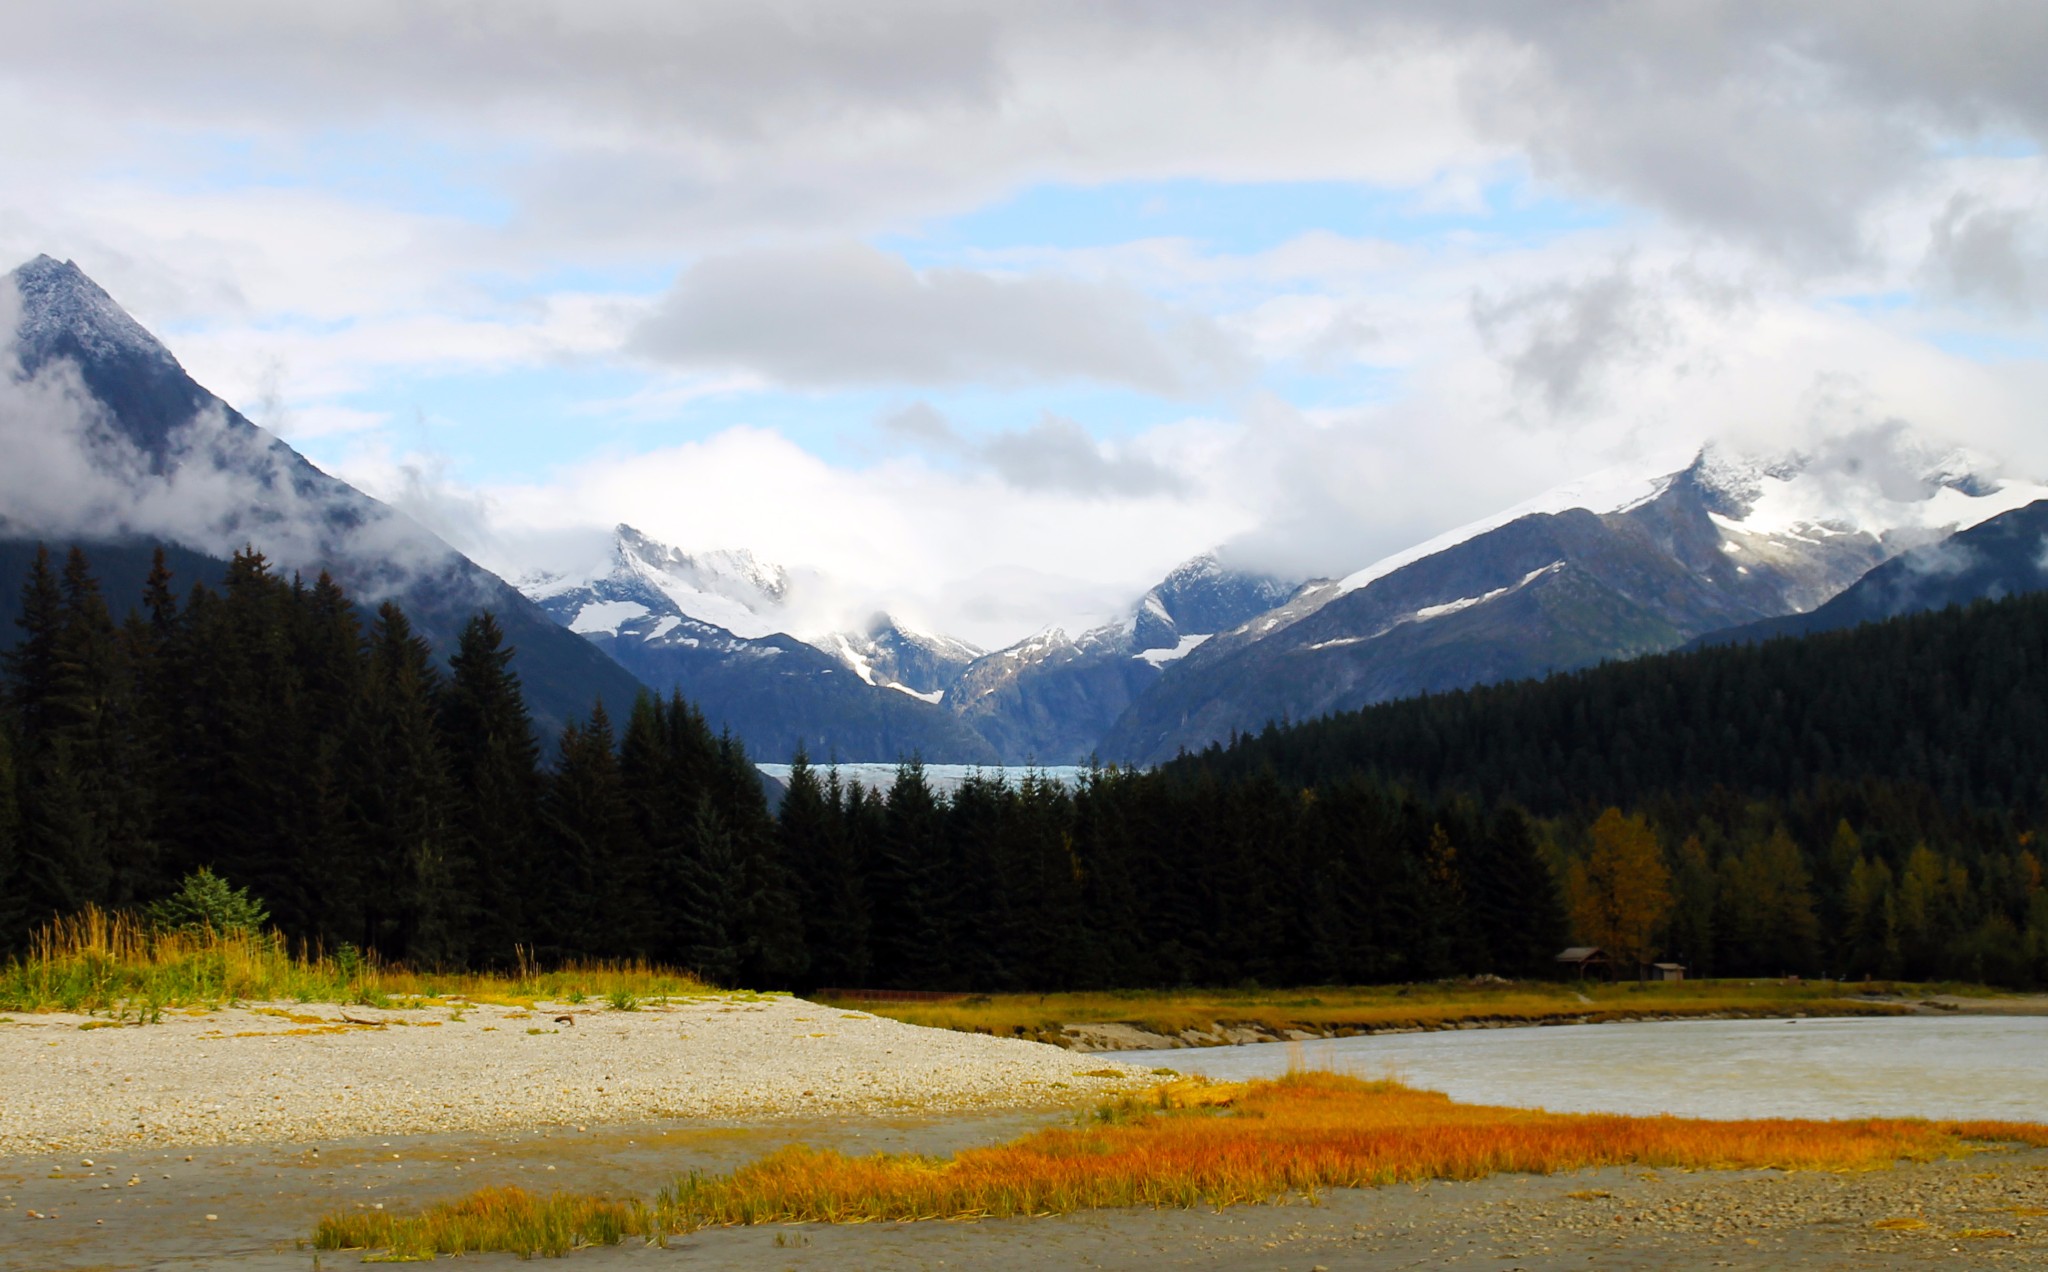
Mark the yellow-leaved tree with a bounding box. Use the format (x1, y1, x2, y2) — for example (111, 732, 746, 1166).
(1566, 809, 1673, 976)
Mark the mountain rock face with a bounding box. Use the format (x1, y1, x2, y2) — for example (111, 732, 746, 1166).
(1098, 444, 2048, 765)
(518, 524, 998, 763)
(516, 522, 1298, 764)
(1697, 498, 2048, 647)
(808, 617, 981, 700)
(0, 255, 648, 740)
(942, 555, 1301, 763)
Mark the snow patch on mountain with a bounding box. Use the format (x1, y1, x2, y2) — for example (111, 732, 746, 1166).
(1135, 632, 1211, 666)
(569, 599, 650, 634)
(1413, 562, 1564, 622)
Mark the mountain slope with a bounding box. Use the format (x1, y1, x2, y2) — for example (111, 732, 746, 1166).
(518, 524, 998, 762)
(1165, 583, 2048, 820)
(1, 255, 647, 738)
(942, 554, 1299, 763)
(1101, 443, 2048, 765)
(1697, 498, 2048, 647)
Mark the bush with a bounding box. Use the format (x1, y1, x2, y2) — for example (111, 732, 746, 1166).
(144, 868, 271, 937)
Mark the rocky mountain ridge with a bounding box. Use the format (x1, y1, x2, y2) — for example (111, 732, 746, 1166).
(0, 255, 648, 741)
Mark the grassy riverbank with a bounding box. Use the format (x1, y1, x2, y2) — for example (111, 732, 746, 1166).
(0, 907, 709, 1015)
(313, 1070, 2048, 1260)
(817, 980, 1983, 1048)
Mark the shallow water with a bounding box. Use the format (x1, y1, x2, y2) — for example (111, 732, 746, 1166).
(1118, 1016, 2048, 1121)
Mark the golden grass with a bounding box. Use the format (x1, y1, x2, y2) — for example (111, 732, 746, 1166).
(313, 1072, 2048, 1260)
(0, 907, 712, 1015)
(315, 1187, 654, 1259)
(823, 980, 1931, 1045)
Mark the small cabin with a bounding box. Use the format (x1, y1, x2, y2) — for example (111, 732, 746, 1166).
(1555, 946, 1608, 978)
(1648, 962, 1687, 982)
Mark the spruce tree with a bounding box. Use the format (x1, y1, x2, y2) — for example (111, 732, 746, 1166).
(440, 613, 542, 966)
(871, 760, 951, 986)
(347, 602, 461, 964)
(164, 550, 312, 932)
(289, 572, 365, 948)
(1464, 805, 1567, 977)
(671, 793, 742, 984)
(2, 546, 62, 743)
(715, 731, 807, 987)
(538, 703, 636, 960)
(778, 750, 869, 987)
(0, 723, 24, 951)
(53, 547, 156, 907)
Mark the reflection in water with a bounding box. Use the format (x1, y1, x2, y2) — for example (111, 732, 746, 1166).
(1116, 1016, 2048, 1121)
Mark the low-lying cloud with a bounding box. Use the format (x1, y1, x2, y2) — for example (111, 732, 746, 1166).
(880, 402, 1186, 498)
(1471, 263, 1668, 416)
(0, 280, 465, 600)
(1922, 194, 2048, 316)
(629, 242, 1243, 394)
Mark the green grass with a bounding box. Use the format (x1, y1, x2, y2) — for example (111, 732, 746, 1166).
(0, 907, 712, 1015)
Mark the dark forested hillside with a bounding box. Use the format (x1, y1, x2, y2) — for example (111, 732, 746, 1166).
(1171, 591, 2048, 818)
(4, 544, 2043, 991)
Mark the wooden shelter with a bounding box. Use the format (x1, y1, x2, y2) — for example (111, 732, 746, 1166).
(1648, 962, 1687, 982)
(1554, 946, 1608, 978)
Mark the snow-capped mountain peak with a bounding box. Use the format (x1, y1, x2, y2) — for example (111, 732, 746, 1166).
(808, 613, 983, 700)
(1688, 437, 2044, 545)
(8, 256, 175, 369)
(517, 524, 793, 642)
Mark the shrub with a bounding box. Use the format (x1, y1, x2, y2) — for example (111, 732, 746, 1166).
(144, 868, 271, 938)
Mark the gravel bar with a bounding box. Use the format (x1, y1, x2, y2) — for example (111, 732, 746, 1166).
(0, 995, 1151, 1157)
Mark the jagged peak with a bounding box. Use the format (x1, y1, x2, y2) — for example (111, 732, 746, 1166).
(7, 254, 176, 369)
(611, 523, 789, 601)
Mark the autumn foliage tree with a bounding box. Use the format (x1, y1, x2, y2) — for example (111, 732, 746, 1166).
(1566, 808, 1673, 976)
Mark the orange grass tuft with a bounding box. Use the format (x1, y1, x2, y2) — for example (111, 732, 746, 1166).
(652, 1072, 2048, 1227)
(313, 1073, 2048, 1259)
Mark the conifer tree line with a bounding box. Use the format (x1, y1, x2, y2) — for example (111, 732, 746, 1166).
(1, 543, 2044, 989)
(1173, 592, 2048, 987)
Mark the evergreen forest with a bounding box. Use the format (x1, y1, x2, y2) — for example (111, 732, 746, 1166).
(2, 543, 2045, 990)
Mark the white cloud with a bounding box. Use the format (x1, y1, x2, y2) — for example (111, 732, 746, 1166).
(878, 402, 1187, 498)
(629, 243, 1243, 393)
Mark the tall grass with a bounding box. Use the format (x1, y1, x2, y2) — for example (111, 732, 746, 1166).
(0, 907, 709, 1014)
(313, 1072, 2048, 1259)
(829, 980, 1929, 1043)
(314, 1187, 654, 1260)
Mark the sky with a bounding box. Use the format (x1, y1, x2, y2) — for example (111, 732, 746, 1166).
(5, 1, 2048, 649)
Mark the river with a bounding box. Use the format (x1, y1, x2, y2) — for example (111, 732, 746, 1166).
(1116, 1015, 2048, 1121)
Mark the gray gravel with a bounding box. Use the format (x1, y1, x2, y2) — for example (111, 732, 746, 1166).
(0, 994, 1148, 1157)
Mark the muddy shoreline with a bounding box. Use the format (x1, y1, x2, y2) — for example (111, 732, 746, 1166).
(1050, 992, 2048, 1052)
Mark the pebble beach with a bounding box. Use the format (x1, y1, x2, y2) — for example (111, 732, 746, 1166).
(0, 994, 1148, 1157)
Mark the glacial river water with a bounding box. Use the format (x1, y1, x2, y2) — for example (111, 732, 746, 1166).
(1116, 1015, 2048, 1121)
